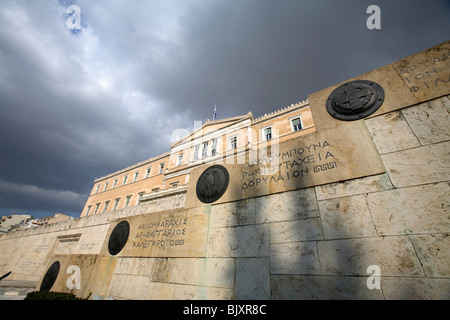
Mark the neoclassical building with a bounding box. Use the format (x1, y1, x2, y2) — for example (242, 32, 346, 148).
(81, 100, 314, 217)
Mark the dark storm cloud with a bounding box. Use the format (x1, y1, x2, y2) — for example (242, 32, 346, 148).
(0, 0, 449, 218)
(140, 0, 450, 120)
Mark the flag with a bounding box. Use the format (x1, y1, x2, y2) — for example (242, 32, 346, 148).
(213, 104, 217, 121)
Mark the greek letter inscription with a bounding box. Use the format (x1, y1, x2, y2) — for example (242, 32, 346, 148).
(132, 218, 188, 249)
(398, 50, 450, 93)
(242, 140, 336, 190)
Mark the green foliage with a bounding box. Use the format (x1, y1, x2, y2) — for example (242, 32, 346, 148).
(24, 291, 87, 300)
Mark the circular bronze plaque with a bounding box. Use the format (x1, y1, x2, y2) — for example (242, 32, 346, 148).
(39, 261, 60, 292)
(108, 220, 130, 255)
(196, 165, 230, 204)
(326, 80, 384, 120)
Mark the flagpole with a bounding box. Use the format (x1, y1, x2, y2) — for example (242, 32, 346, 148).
(213, 104, 217, 121)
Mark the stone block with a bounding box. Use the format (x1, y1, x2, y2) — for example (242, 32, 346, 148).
(382, 277, 450, 299)
(146, 281, 175, 300)
(102, 207, 210, 258)
(121, 274, 149, 299)
(131, 257, 154, 277)
(114, 257, 135, 274)
(317, 237, 424, 276)
(392, 41, 450, 102)
(401, 95, 450, 145)
(207, 224, 269, 258)
(107, 273, 127, 298)
(269, 217, 323, 243)
(235, 258, 270, 299)
(166, 258, 198, 285)
(150, 258, 171, 282)
(315, 173, 393, 200)
(367, 182, 450, 236)
(319, 194, 378, 239)
(255, 188, 319, 223)
(173, 284, 234, 300)
(271, 275, 383, 299)
(365, 111, 420, 154)
(410, 234, 450, 278)
(381, 141, 450, 187)
(308, 64, 417, 131)
(210, 198, 257, 227)
(270, 242, 321, 275)
(160, 258, 235, 288)
(195, 258, 235, 288)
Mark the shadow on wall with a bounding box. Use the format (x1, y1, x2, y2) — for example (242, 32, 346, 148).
(217, 170, 435, 299)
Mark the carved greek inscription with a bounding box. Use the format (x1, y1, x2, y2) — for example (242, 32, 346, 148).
(397, 50, 450, 93)
(132, 218, 188, 249)
(242, 140, 336, 190)
(79, 241, 101, 251)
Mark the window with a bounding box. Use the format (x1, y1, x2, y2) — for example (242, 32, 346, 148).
(290, 117, 303, 132)
(95, 185, 100, 194)
(86, 205, 91, 216)
(122, 175, 128, 185)
(103, 201, 110, 213)
(113, 198, 120, 211)
(133, 171, 139, 182)
(159, 163, 165, 174)
(112, 179, 118, 188)
(193, 145, 200, 161)
(230, 136, 237, 149)
(177, 154, 183, 166)
(94, 203, 100, 214)
(202, 142, 208, 158)
(146, 167, 151, 178)
(263, 127, 272, 141)
(136, 193, 144, 205)
(103, 182, 108, 192)
(211, 138, 217, 156)
(125, 195, 131, 208)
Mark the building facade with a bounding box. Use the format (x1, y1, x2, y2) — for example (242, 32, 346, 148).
(81, 101, 314, 217)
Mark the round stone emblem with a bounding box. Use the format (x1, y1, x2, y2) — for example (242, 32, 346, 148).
(108, 220, 130, 255)
(40, 261, 60, 291)
(196, 165, 230, 204)
(326, 80, 384, 121)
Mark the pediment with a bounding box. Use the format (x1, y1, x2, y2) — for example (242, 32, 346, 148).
(171, 112, 253, 148)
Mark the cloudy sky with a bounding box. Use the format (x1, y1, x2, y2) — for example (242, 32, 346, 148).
(0, 0, 449, 219)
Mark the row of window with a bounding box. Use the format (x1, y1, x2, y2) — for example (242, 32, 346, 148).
(93, 116, 304, 194)
(85, 193, 145, 216)
(187, 115, 304, 162)
(262, 116, 303, 141)
(93, 162, 166, 194)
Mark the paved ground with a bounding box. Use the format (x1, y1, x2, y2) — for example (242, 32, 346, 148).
(0, 280, 38, 300)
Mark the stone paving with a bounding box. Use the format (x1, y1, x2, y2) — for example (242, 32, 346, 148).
(0, 280, 38, 300)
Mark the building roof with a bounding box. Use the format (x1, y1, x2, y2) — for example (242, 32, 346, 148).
(170, 112, 254, 149)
